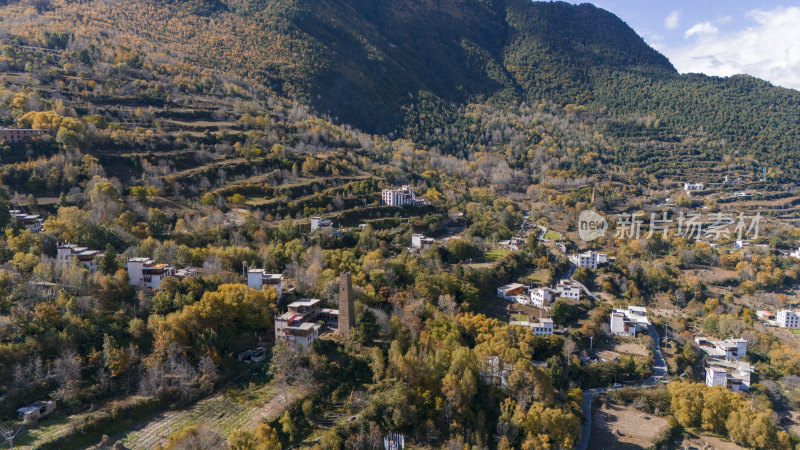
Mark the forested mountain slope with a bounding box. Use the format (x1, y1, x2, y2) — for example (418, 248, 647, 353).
(1, 0, 799, 177)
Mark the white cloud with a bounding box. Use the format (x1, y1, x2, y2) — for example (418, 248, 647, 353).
(661, 7, 800, 91)
(664, 10, 680, 30)
(684, 21, 718, 38)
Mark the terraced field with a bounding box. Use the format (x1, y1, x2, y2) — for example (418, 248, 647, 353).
(90, 385, 308, 450)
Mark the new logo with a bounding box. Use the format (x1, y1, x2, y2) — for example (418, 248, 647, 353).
(578, 210, 607, 242)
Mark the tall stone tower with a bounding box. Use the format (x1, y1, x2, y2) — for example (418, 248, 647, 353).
(338, 272, 355, 336)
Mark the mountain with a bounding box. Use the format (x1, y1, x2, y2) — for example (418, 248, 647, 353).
(135, 0, 679, 133)
(2, 0, 800, 181)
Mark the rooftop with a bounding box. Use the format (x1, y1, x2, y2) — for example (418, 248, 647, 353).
(498, 283, 525, 291)
(288, 298, 322, 308)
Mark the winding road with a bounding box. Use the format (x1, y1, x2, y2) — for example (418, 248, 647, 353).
(576, 324, 669, 450)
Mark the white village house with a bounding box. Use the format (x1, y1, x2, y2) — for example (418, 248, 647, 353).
(510, 317, 554, 336)
(569, 250, 607, 269)
(530, 280, 581, 310)
(247, 269, 283, 297)
(274, 298, 339, 351)
(497, 283, 527, 302)
(10, 209, 43, 233)
(777, 310, 800, 328)
(609, 306, 650, 337)
(695, 336, 748, 360)
(57, 242, 103, 272)
(127, 258, 196, 290)
(705, 359, 753, 392)
(381, 185, 424, 206)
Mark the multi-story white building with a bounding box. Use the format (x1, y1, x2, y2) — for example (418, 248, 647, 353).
(382, 185, 422, 206)
(556, 280, 581, 300)
(790, 247, 800, 260)
(695, 337, 748, 360)
(530, 288, 557, 309)
(569, 251, 607, 269)
(777, 310, 800, 328)
(57, 243, 102, 272)
(510, 317, 554, 335)
(275, 298, 339, 351)
(530, 281, 581, 310)
(10, 209, 43, 233)
(127, 257, 175, 290)
(610, 311, 637, 336)
(610, 307, 650, 336)
(247, 269, 283, 297)
(705, 359, 752, 392)
(497, 283, 526, 302)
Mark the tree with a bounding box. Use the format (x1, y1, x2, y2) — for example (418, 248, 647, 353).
(269, 339, 310, 404)
(149, 208, 169, 235)
(99, 245, 119, 275)
(369, 347, 385, 383)
(230, 424, 281, 450)
(279, 410, 297, 442)
(701, 386, 734, 434)
(229, 193, 246, 206)
(357, 309, 380, 344)
(159, 425, 227, 450)
(550, 299, 570, 325)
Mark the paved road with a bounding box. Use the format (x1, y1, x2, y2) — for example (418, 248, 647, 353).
(576, 324, 668, 450)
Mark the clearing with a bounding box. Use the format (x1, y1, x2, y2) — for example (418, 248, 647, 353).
(611, 341, 650, 357)
(544, 230, 561, 240)
(485, 249, 512, 261)
(590, 403, 667, 449)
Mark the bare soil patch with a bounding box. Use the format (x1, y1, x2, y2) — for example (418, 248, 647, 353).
(590, 403, 667, 449)
(612, 341, 649, 357)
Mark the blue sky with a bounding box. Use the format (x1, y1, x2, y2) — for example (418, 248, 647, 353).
(556, 1, 800, 91)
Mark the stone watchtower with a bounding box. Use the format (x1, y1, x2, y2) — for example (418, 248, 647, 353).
(338, 272, 355, 336)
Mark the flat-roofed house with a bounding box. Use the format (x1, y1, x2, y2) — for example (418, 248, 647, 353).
(510, 317, 554, 335)
(694, 336, 748, 360)
(777, 310, 800, 328)
(57, 242, 102, 272)
(610, 307, 650, 336)
(569, 251, 607, 269)
(497, 283, 526, 301)
(0, 128, 44, 143)
(275, 298, 332, 351)
(382, 185, 423, 206)
(705, 359, 752, 392)
(127, 257, 175, 290)
(10, 209, 43, 233)
(247, 269, 283, 297)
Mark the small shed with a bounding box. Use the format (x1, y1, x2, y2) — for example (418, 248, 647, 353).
(17, 400, 56, 421)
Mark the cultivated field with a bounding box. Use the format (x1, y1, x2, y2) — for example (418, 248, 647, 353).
(82, 385, 308, 449)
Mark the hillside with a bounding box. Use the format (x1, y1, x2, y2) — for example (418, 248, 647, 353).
(6, 0, 793, 183)
(3, 1, 800, 449)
